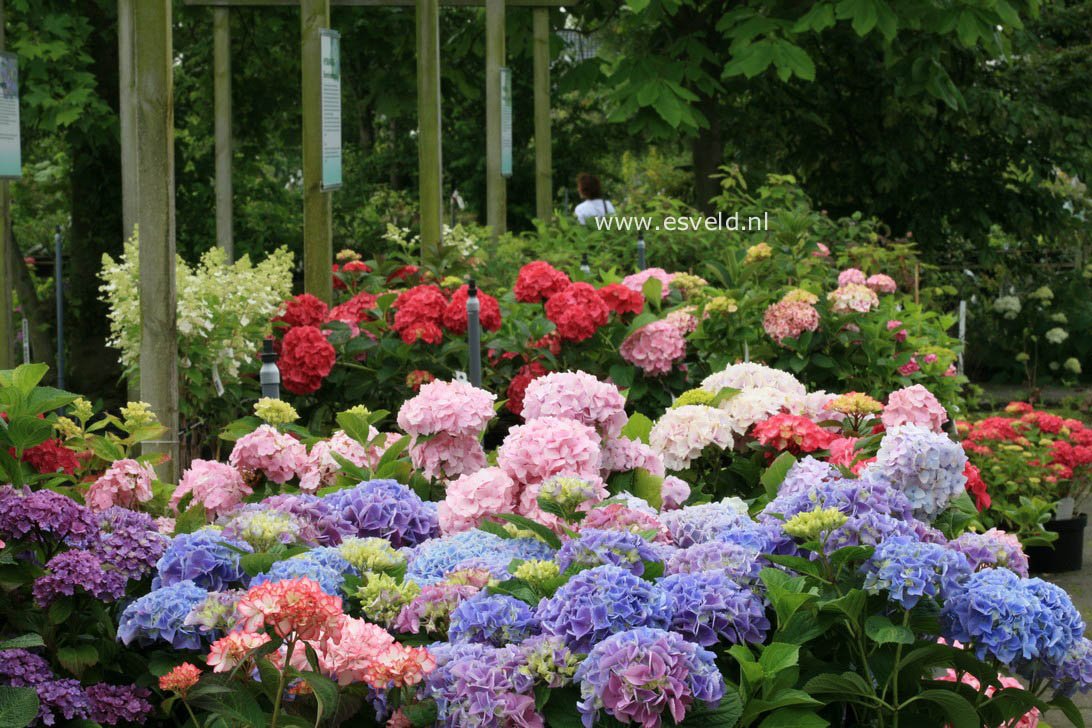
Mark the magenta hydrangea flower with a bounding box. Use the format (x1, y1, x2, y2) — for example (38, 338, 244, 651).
(837, 268, 867, 286)
(86, 458, 155, 513)
(171, 459, 252, 518)
(298, 431, 373, 493)
(85, 683, 154, 725)
(620, 319, 688, 376)
(882, 384, 949, 432)
(521, 371, 627, 440)
(410, 432, 487, 481)
(396, 379, 497, 438)
(621, 268, 674, 299)
(497, 416, 601, 486)
(228, 425, 306, 484)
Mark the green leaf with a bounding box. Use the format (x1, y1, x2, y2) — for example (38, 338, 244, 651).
(642, 277, 663, 307)
(174, 502, 208, 535)
(620, 413, 653, 444)
(911, 689, 978, 728)
(402, 700, 439, 727)
(758, 707, 829, 728)
(11, 363, 49, 396)
(820, 589, 866, 622)
(678, 692, 744, 727)
(299, 671, 339, 724)
(6, 417, 54, 453)
(88, 436, 126, 463)
(0, 685, 40, 728)
(864, 615, 914, 645)
(626, 0, 650, 12)
(255, 658, 281, 702)
(240, 552, 280, 577)
(1047, 695, 1084, 728)
(147, 652, 187, 678)
(633, 468, 663, 510)
(623, 312, 658, 341)
(0, 634, 44, 651)
(542, 686, 583, 728)
(335, 411, 374, 446)
(48, 599, 73, 626)
(804, 672, 874, 699)
(496, 514, 562, 549)
(760, 452, 798, 499)
(476, 520, 515, 540)
(25, 387, 78, 416)
(56, 645, 99, 676)
(758, 642, 800, 676)
(189, 675, 267, 727)
(488, 578, 540, 606)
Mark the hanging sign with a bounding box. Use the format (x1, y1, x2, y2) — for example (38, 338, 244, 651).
(319, 30, 342, 191)
(500, 66, 512, 178)
(0, 53, 21, 179)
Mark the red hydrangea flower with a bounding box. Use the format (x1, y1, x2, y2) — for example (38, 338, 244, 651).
(279, 325, 336, 394)
(275, 293, 329, 330)
(597, 283, 644, 315)
(392, 284, 448, 338)
(386, 265, 421, 285)
(514, 261, 571, 303)
(752, 414, 836, 454)
(1021, 411, 1064, 434)
(544, 282, 609, 342)
(332, 261, 372, 290)
(400, 321, 443, 346)
(442, 285, 502, 334)
(528, 332, 562, 357)
(506, 361, 549, 416)
(329, 291, 379, 324)
(407, 370, 436, 391)
(963, 461, 990, 511)
(21, 438, 81, 475)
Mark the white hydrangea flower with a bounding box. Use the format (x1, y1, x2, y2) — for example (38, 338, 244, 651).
(1045, 327, 1069, 344)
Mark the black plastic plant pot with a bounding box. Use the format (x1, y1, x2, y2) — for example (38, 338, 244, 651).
(1027, 512, 1088, 574)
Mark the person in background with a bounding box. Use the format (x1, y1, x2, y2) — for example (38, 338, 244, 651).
(574, 173, 616, 225)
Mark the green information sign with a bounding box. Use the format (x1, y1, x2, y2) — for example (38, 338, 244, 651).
(0, 53, 21, 180)
(500, 66, 512, 178)
(320, 30, 342, 191)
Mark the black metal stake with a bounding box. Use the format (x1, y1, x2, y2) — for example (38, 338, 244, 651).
(580, 252, 591, 274)
(259, 337, 281, 399)
(637, 232, 646, 270)
(466, 278, 482, 388)
(55, 226, 64, 389)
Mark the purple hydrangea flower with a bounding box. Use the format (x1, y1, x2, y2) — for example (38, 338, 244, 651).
(153, 529, 252, 591)
(666, 541, 763, 584)
(449, 594, 539, 646)
(85, 683, 154, 725)
(761, 470, 915, 525)
(0, 649, 52, 686)
(321, 479, 439, 548)
(822, 512, 923, 554)
(98, 507, 157, 533)
(575, 627, 725, 728)
(36, 678, 92, 725)
(868, 424, 966, 522)
(117, 580, 209, 649)
(32, 550, 128, 607)
(862, 536, 972, 609)
(660, 571, 769, 646)
(535, 565, 671, 652)
(947, 529, 1029, 577)
(556, 528, 662, 576)
(778, 456, 843, 496)
(405, 530, 554, 587)
(0, 486, 98, 548)
(1045, 637, 1092, 697)
(260, 493, 356, 546)
(660, 501, 750, 548)
(250, 557, 345, 596)
(93, 514, 169, 580)
(395, 583, 481, 635)
(422, 642, 538, 728)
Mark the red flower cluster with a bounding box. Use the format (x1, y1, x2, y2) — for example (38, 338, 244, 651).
(514, 261, 571, 303)
(544, 282, 610, 342)
(963, 461, 990, 510)
(386, 265, 422, 285)
(506, 361, 549, 416)
(279, 325, 337, 394)
(275, 293, 329, 329)
(597, 283, 644, 315)
(406, 370, 436, 391)
(329, 291, 379, 327)
(392, 285, 449, 345)
(19, 438, 81, 475)
(752, 414, 836, 454)
(442, 285, 502, 334)
(332, 261, 372, 290)
(528, 332, 562, 357)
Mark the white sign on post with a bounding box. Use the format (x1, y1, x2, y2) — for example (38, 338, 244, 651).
(0, 53, 21, 180)
(500, 66, 512, 178)
(319, 30, 342, 191)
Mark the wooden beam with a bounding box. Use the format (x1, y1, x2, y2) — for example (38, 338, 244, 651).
(532, 7, 551, 222)
(134, 0, 180, 481)
(214, 6, 234, 261)
(0, 0, 11, 369)
(301, 0, 333, 303)
(416, 0, 442, 264)
(119, 0, 138, 243)
(485, 0, 504, 239)
(184, 0, 571, 7)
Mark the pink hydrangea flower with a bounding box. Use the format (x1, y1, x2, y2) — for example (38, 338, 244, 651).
(827, 437, 861, 468)
(522, 371, 628, 440)
(621, 268, 674, 300)
(86, 458, 155, 512)
(155, 517, 175, 535)
(409, 433, 486, 481)
(497, 416, 602, 486)
(437, 467, 519, 535)
(600, 437, 666, 477)
(207, 631, 272, 673)
(827, 283, 879, 313)
(620, 319, 687, 376)
(299, 431, 373, 493)
(660, 476, 691, 510)
(897, 356, 920, 376)
(664, 308, 700, 335)
(923, 353, 938, 365)
(887, 319, 908, 342)
(865, 273, 897, 294)
(837, 268, 867, 286)
(812, 243, 831, 258)
(229, 425, 306, 484)
(882, 384, 948, 432)
(236, 577, 342, 640)
(580, 502, 671, 542)
(171, 459, 252, 518)
(396, 379, 496, 438)
(321, 614, 435, 688)
(762, 300, 820, 345)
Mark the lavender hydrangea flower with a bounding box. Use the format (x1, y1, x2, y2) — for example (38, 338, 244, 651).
(717, 520, 796, 555)
(660, 571, 769, 646)
(153, 529, 252, 591)
(535, 565, 671, 652)
(36, 678, 92, 725)
(660, 501, 749, 547)
(250, 557, 346, 596)
(117, 579, 209, 649)
(404, 530, 554, 587)
(0, 649, 52, 686)
(862, 536, 972, 609)
(868, 424, 966, 521)
(0, 486, 98, 548)
(217, 505, 303, 550)
(395, 583, 482, 635)
(947, 529, 1029, 577)
(761, 470, 915, 526)
(423, 642, 538, 728)
(85, 683, 154, 725)
(575, 627, 725, 728)
(322, 479, 439, 548)
(822, 512, 924, 554)
(32, 550, 128, 607)
(260, 493, 356, 546)
(556, 528, 662, 576)
(1045, 637, 1092, 697)
(666, 541, 763, 584)
(778, 456, 843, 496)
(449, 594, 539, 646)
(93, 513, 169, 579)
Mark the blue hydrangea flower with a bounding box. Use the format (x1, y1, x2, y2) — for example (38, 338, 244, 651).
(322, 479, 439, 548)
(449, 593, 539, 646)
(535, 565, 671, 653)
(405, 530, 554, 586)
(666, 541, 763, 584)
(778, 455, 844, 496)
(117, 580, 209, 649)
(660, 571, 769, 646)
(250, 557, 346, 596)
(556, 528, 662, 576)
(761, 469, 915, 525)
(869, 424, 966, 522)
(862, 536, 972, 609)
(823, 512, 924, 554)
(1045, 637, 1092, 698)
(717, 519, 796, 555)
(1020, 578, 1085, 664)
(153, 529, 252, 591)
(294, 546, 358, 577)
(660, 501, 750, 547)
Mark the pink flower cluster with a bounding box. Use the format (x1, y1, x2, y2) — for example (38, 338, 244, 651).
(827, 283, 879, 313)
(621, 268, 674, 299)
(664, 308, 700, 335)
(299, 431, 373, 493)
(881, 384, 948, 432)
(866, 273, 897, 293)
(86, 458, 155, 512)
(229, 425, 307, 484)
(409, 432, 487, 481)
(600, 437, 666, 478)
(620, 319, 687, 376)
(837, 268, 866, 286)
(660, 475, 691, 509)
(751, 414, 836, 454)
(321, 614, 436, 688)
(762, 300, 820, 345)
(497, 416, 601, 486)
(171, 459, 252, 518)
(650, 405, 735, 470)
(581, 503, 672, 543)
(887, 319, 908, 342)
(522, 371, 627, 439)
(396, 380, 496, 438)
(437, 467, 519, 534)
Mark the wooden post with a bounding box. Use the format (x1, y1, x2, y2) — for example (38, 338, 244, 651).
(0, 0, 12, 370)
(532, 7, 551, 222)
(416, 0, 442, 264)
(214, 6, 234, 261)
(119, 0, 138, 241)
(485, 0, 505, 239)
(301, 0, 333, 303)
(133, 0, 179, 480)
